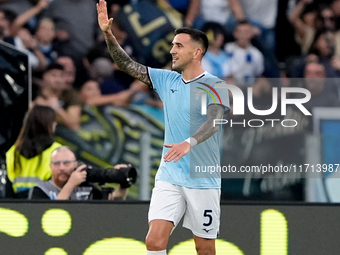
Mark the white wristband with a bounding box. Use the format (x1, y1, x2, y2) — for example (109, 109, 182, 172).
(185, 137, 197, 147)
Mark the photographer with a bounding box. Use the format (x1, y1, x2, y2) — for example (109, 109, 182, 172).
(28, 146, 137, 200)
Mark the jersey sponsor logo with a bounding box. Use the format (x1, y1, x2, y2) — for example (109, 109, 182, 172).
(170, 89, 178, 93)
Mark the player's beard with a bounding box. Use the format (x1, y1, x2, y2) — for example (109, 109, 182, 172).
(171, 65, 182, 73)
(171, 59, 189, 73)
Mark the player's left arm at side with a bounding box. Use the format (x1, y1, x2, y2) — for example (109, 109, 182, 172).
(191, 104, 225, 145)
(163, 105, 225, 163)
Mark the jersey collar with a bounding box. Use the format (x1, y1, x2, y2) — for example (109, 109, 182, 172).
(182, 71, 207, 84)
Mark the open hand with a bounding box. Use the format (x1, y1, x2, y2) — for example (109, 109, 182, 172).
(97, 0, 113, 33)
(163, 141, 191, 163)
(37, 0, 49, 10)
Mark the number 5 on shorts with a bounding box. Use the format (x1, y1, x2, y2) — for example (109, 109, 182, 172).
(203, 210, 213, 226)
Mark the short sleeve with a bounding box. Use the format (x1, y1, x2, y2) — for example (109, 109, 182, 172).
(147, 67, 180, 101)
(204, 79, 230, 113)
(214, 81, 230, 112)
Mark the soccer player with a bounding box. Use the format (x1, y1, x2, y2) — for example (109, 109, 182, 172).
(97, 1, 229, 254)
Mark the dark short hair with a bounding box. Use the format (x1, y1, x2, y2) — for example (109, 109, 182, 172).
(0, 9, 17, 23)
(174, 27, 209, 56)
(45, 62, 64, 73)
(236, 19, 252, 28)
(201, 22, 227, 43)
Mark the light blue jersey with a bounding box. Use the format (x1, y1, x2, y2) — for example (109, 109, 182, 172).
(148, 68, 230, 189)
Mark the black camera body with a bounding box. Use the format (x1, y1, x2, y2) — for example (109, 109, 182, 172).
(79, 164, 137, 188)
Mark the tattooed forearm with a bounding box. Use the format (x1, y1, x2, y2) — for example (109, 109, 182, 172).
(104, 32, 151, 86)
(192, 105, 225, 145)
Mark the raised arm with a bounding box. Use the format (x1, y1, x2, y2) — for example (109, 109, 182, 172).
(185, 0, 200, 27)
(158, 0, 199, 26)
(97, 0, 151, 87)
(56, 166, 87, 200)
(289, 0, 313, 39)
(228, 0, 246, 22)
(9, 0, 49, 36)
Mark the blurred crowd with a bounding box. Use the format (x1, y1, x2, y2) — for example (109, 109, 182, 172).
(1, 0, 340, 201)
(0, 0, 339, 131)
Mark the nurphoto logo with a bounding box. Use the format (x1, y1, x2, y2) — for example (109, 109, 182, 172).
(197, 81, 312, 128)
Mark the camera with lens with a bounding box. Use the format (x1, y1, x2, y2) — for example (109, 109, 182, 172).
(78, 163, 137, 188)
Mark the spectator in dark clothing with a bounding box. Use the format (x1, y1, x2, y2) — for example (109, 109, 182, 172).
(29, 146, 129, 200)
